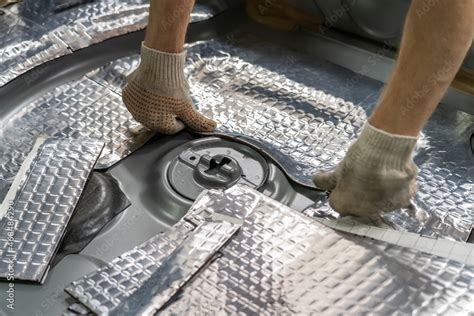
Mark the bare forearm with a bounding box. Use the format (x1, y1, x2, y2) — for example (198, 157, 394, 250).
(369, 0, 473, 136)
(145, 0, 195, 53)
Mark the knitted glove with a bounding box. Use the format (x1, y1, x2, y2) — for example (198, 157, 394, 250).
(122, 43, 216, 134)
(313, 123, 419, 217)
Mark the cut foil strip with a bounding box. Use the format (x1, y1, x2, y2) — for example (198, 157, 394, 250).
(0, 0, 224, 87)
(65, 219, 196, 314)
(0, 77, 154, 203)
(0, 137, 104, 283)
(304, 209, 474, 265)
(66, 185, 474, 315)
(83, 33, 473, 241)
(111, 220, 241, 316)
(67, 302, 91, 315)
(0, 9, 70, 87)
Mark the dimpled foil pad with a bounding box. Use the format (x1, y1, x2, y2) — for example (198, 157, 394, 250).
(0, 137, 104, 283)
(0, 18, 471, 240)
(65, 185, 474, 315)
(0, 77, 155, 202)
(0, 0, 220, 87)
(65, 206, 241, 315)
(78, 32, 472, 241)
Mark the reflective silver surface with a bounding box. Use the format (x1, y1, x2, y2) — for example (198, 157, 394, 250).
(0, 137, 104, 283)
(0, 0, 221, 87)
(305, 209, 474, 265)
(0, 77, 154, 203)
(0, 9, 70, 87)
(65, 218, 196, 314)
(83, 33, 473, 241)
(66, 185, 474, 315)
(1, 30, 471, 241)
(112, 219, 240, 316)
(10, 0, 149, 51)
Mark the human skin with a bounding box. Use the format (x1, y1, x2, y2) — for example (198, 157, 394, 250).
(144, 0, 195, 53)
(139, 0, 473, 215)
(144, 0, 473, 136)
(369, 0, 474, 136)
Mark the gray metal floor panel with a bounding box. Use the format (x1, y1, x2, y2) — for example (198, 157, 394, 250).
(0, 31, 471, 242)
(82, 33, 473, 242)
(0, 3, 471, 313)
(1, 1, 470, 242)
(66, 185, 474, 315)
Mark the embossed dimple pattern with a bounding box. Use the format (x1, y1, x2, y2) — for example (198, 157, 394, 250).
(65, 186, 474, 315)
(85, 34, 472, 241)
(112, 220, 240, 315)
(0, 77, 154, 202)
(65, 221, 196, 314)
(0, 9, 70, 87)
(0, 138, 104, 283)
(0, 0, 222, 87)
(55, 91, 155, 169)
(0, 78, 108, 198)
(86, 54, 140, 93)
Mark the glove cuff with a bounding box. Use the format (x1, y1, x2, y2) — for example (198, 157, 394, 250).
(354, 123, 418, 170)
(134, 42, 187, 88)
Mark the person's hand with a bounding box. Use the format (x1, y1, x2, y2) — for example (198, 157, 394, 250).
(122, 43, 216, 134)
(313, 123, 419, 217)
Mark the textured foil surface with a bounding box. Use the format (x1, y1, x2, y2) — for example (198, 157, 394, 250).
(112, 220, 241, 316)
(0, 137, 104, 283)
(66, 185, 474, 315)
(83, 33, 473, 241)
(10, 0, 149, 51)
(0, 77, 154, 203)
(0, 9, 70, 87)
(65, 219, 195, 314)
(304, 209, 474, 265)
(0, 0, 220, 87)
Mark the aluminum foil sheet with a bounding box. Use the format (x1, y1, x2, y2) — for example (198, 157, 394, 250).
(0, 0, 221, 87)
(0, 0, 471, 240)
(0, 77, 154, 203)
(64, 214, 198, 313)
(10, 0, 149, 51)
(0, 137, 104, 283)
(304, 209, 474, 265)
(83, 33, 473, 241)
(86, 54, 140, 94)
(66, 185, 474, 315)
(0, 9, 70, 87)
(112, 219, 241, 316)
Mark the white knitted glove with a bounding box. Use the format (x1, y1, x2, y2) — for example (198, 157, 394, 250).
(313, 123, 419, 217)
(122, 43, 216, 134)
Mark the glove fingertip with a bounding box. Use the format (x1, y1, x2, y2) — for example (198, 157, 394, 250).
(313, 171, 337, 191)
(182, 109, 217, 132)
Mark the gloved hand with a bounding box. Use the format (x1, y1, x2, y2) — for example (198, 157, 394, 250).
(313, 122, 419, 217)
(122, 43, 216, 134)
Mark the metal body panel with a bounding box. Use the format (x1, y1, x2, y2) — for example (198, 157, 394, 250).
(84, 33, 473, 241)
(66, 185, 474, 315)
(0, 3, 471, 314)
(1, 29, 471, 241)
